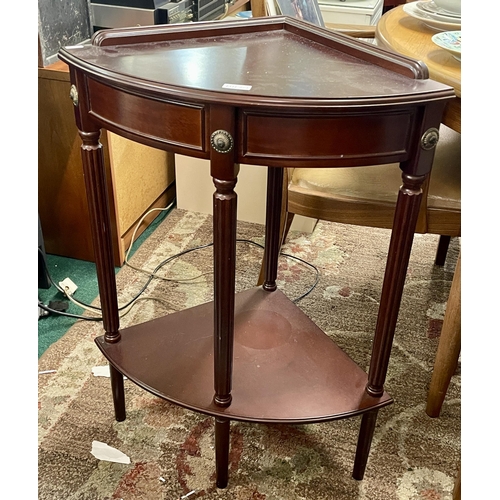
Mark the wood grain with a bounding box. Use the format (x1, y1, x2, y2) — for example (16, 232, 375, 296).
(376, 5, 461, 133)
(38, 62, 176, 265)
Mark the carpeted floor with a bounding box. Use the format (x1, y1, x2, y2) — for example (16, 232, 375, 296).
(38, 208, 460, 499)
(38, 207, 174, 358)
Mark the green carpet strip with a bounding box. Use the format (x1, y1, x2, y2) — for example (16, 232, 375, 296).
(38, 206, 173, 358)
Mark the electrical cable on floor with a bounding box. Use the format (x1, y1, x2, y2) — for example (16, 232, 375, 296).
(38, 207, 320, 320)
(124, 204, 320, 300)
(125, 237, 319, 305)
(37, 203, 178, 320)
(240, 238, 320, 303)
(125, 203, 213, 283)
(37, 301, 103, 321)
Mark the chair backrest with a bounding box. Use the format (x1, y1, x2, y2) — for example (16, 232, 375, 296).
(287, 123, 461, 237)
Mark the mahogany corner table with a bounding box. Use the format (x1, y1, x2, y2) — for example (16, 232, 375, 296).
(58, 16, 454, 488)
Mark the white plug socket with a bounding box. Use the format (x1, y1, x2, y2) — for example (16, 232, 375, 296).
(59, 277, 78, 296)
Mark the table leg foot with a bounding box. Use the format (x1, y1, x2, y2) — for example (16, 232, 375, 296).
(110, 364, 126, 421)
(215, 417, 230, 488)
(353, 409, 379, 480)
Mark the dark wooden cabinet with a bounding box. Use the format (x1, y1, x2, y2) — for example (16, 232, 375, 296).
(38, 61, 176, 266)
(384, 0, 407, 7)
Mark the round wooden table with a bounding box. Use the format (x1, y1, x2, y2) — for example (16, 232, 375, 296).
(375, 4, 461, 133)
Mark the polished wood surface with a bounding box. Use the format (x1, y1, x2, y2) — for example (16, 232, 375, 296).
(38, 61, 176, 266)
(376, 4, 461, 133)
(97, 287, 392, 422)
(426, 251, 461, 417)
(59, 17, 454, 488)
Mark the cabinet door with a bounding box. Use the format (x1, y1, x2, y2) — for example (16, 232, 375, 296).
(38, 67, 119, 264)
(38, 63, 175, 266)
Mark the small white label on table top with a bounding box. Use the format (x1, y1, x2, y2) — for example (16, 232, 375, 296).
(222, 83, 252, 91)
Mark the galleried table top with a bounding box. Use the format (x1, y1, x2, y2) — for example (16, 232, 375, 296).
(60, 16, 453, 107)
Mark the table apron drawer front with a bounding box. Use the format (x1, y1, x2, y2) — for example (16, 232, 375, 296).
(239, 110, 415, 166)
(86, 78, 207, 153)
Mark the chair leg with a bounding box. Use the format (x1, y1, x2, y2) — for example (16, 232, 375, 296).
(435, 235, 451, 266)
(426, 252, 461, 417)
(453, 464, 461, 500)
(215, 417, 230, 488)
(352, 409, 379, 480)
(281, 211, 294, 245)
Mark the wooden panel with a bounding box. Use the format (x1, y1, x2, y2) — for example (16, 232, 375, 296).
(289, 187, 397, 231)
(240, 110, 414, 166)
(442, 97, 461, 134)
(107, 133, 174, 234)
(38, 69, 113, 263)
(39, 62, 176, 266)
(38, 60, 71, 81)
(108, 132, 175, 261)
(119, 182, 176, 261)
(87, 78, 207, 152)
(426, 208, 461, 237)
(249, 0, 266, 17)
(96, 287, 392, 423)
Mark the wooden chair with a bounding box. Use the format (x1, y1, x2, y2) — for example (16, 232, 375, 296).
(426, 251, 461, 418)
(282, 122, 460, 265)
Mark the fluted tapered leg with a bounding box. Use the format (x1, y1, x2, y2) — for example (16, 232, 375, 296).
(367, 173, 427, 396)
(212, 177, 238, 408)
(212, 175, 237, 487)
(353, 409, 379, 480)
(262, 167, 284, 291)
(79, 129, 125, 421)
(215, 417, 231, 488)
(353, 173, 427, 479)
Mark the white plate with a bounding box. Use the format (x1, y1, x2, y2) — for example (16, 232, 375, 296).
(414, 5, 461, 26)
(432, 30, 461, 61)
(403, 1, 461, 32)
(417, 0, 461, 19)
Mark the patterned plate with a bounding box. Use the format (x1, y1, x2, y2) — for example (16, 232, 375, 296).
(431, 30, 461, 61)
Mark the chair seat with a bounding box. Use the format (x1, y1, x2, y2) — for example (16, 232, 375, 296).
(290, 124, 461, 213)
